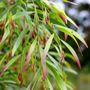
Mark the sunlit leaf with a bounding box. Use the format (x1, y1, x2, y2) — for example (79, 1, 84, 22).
(64, 68, 78, 75)
(66, 15, 79, 29)
(0, 2, 5, 8)
(55, 24, 80, 49)
(55, 24, 88, 48)
(63, 0, 78, 5)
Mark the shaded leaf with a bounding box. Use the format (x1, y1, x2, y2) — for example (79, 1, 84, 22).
(24, 39, 37, 71)
(12, 29, 27, 56)
(3, 55, 21, 72)
(0, 55, 6, 67)
(26, 69, 40, 90)
(0, 26, 10, 44)
(41, 34, 54, 66)
(47, 78, 53, 90)
(47, 59, 67, 90)
(47, 54, 62, 77)
(61, 39, 81, 68)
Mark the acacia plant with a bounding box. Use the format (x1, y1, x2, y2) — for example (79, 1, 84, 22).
(0, 0, 88, 90)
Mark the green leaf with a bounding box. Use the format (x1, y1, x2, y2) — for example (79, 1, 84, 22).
(12, 12, 24, 20)
(66, 15, 79, 29)
(49, 13, 66, 26)
(12, 29, 27, 56)
(72, 29, 88, 48)
(42, 0, 51, 8)
(26, 69, 40, 90)
(24, 39, 37, 71)
(23, 11, 33, 30)
(0, 26, 10, 44)
(64, 68, 78, 75)
(34, 8, 39, 25)
(3, 55, 21, 72)
(47, 55, 62, 77)
(55, 25, 88, 48)
(47, 78, 53, 90)
(0, 80, 17, 84)
(12, 11, 32, 30)
(47, 59, 67, 90)
(41, 34, 54, 66)
(61, 39, 81, 68)
(44, 34, 54, 56)
(0, 2, 5, 8)
(63, 0, 78, 5)
(0, 55, 6, 67)
(55, 24, 80, 49)
(65, 53, 75, 61)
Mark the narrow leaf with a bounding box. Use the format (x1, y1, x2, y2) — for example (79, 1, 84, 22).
(41, 34, 54, 66)
(66, 16, 79, 29)
(24, 39, 37, 71)
(47, 78, 53, 90)
(55, 24, 80, 49)
(26, 69, 40, 90)
(61, 39, 81, 68)
(12, 29, 27, 56)
(64, 68, 78, 75)
(3, 55, 21, 72)
(0, 55, 6, 67)
(63, 0, 78, 5)
(55, 25, 88, 48)
(47, 60, 67, 90)
(0, 26, 10, 44)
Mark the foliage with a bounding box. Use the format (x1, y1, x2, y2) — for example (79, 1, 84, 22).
(0, 0, 87, 90)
